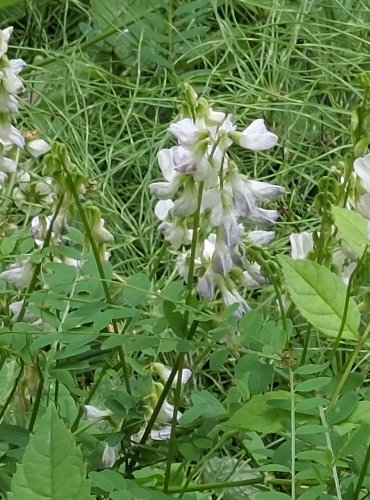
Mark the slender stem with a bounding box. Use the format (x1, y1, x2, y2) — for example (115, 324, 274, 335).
(28, 364, 44, 433)
(63, 170, 131, 395)
(300, 324, 311, 365)
(330, 319, 370, 406)
(163, 181, 204, 492)
(319, 406, 342, 500)
(353, 440, 370, 499)
(290, 368, 296, 500)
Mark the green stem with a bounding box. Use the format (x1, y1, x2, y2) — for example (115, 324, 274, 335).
(353, 440, 370, 499)
(163, 181, 204, 493)
(63, 170, 131, 395)
(290, 368, 296, 500)
(329, 320, 370, 406)
(28, 364, 44, 433)
(300, 324, 311, 365)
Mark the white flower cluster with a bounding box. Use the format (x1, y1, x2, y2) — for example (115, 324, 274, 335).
(150, 89, 284, 316)
(352, 153, 370, 220)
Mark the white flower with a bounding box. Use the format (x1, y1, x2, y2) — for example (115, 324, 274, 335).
(0, 60, 25, 94)
(238, 119, 278, 151)
(131, 428, 145, 444)
(9, 300, 35, 322)
(202, 233, 216, 260)
(91, 218, 114, 244)
(26, 139, 50, 158)
(0, 156, 17, 173)
(0, 121, 24, 148)
(354, 154, 370, 192)
(0, 89, 18, 113)
(248, 230, 275, 246)
(153, 363, 192, 388)
(197, 266, 216, 299)
(249, 207, 279, 225)
(0, 172, 7, 186)
(0, 260, 33, 289)
(169, 118, 206, 146)
(229, 172, 256, 217)
(206, 108, 226, 125)
(172, 184, 198, 217)
(158, 221, 191, 249)
(0, 27, 13, 58)
(102, 443, 119, 468)
(247, 180, 285, 200)
(220, 286, 250, 317)
(290, 232, 313, 260)
(151, 425, 172, 441)
(242, 262, 268, 288)
(342, 262, 357, 286)
(212, 237, 233, 275)
(84, 405, 112, 421)
(154, 199, 174, 221)
(158, 399, 182, 423)
(149, 149, 180, 199)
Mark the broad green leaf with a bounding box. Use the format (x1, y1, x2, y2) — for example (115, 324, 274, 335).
(295, 377, 331, 392)
(333, 206, 369, 257)
(327, 392, 358, 425)
(0, 0, 24, 7)
(9, 404, 91, 500)
(226, 391, 291, 433)
(180, 390, 227, 426)
(122, 273, 151, 307)
(294, 362, 329, 375)
(279, 256, 360, 340)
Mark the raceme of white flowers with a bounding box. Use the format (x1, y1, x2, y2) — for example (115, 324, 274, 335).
(150, 88, 285, 316)
(0, 27, 115, 328)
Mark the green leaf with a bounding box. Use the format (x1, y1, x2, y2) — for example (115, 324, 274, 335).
(279, 256, 360, 340)
(295, 377, 331, 392)
(226, 391, 291, 433)
(9, 404, 91, 500)
(333, 206, 369, 257)
(0, 0, 24, 7)
(122, 273, 151, 307)
(327, 393, 358, 425)
(162, 300, 186, 337)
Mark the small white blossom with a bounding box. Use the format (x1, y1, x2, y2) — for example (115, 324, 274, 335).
(248, 230, 275, 246)
(354, 154, 370, 193)
(0, 156, 17, 173)
(84, 405, 112, 421)
(102, 443, 119, 468)
(220, 286, 250, 317)
(158, 399, 182, 423)
(0, 60, 25, 94)
(0, 89, 18, 113)
(153, 363, 192, 388)
(169, 118, 206, 146)
(197, 266, 216, 299)
(26, 139, 50, 158)
(0, 121, 24, 148)
(290, 232, 314, 260)
(0, 260, 33, 289)
(249, 207, 279, 225)
(154, 199, 174, 221)
(247, 180, 285, 200)
(158, 221, 191, 249)
(238, 119, 278, 151)
(91, 218, 114, 244)
(151, 425, 172, 441)
(0, 27, 13, 58)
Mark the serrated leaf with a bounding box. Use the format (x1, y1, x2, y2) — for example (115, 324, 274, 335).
(333, 205, 369, 257)
(9, 404, 91, 500)
(279, 256, 359, 340)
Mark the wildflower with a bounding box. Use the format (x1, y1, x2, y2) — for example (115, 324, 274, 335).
(0, 121, 24, 148)
(151, 425, 172, 441)
(0, 27, 13, 58)
(84, 405, 112, 421)
(0, 260, 33, 289)
(26, 139, 50, 158)
(0, 156, 17, 173)
(91, 218, 114, 244)
(157, 399, 182, 423)
(354, 153, 370, 193)
(235, 119, 278, 151)
(0, 59, 26, 94)
(220, 285, 250, 318)
(290, 232, 313, 260)
(102, 443, 119, 468)
(153, 363, 192, 388)
(248, 230, 275, 246)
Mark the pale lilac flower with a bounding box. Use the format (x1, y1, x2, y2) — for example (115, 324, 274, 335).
(0, 89, 18, 113)
(102, 443, 119, 468)
(356, 193, 370, 220)
(197, 266, 216, 299)
(172, 184, 198, 217)
(131, 428, 145, 444)
(290, 232, 313, 260)
(151, 426, 172, 441)
(229, 172, 256, 217)
(158, 221, 191, 249)
(0, 156, 17, 173)
(238, 119, 278, 151)
(248, 230, 275, 246)
(220, 286, 250, 317)
(0, 60, 25, 94)
(212, 237, 233, 275)
(247, 180, 285, 200)
(0, 260, 33, 289)
(149, 149, 180, 199)
(249, 207, 279, 225)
